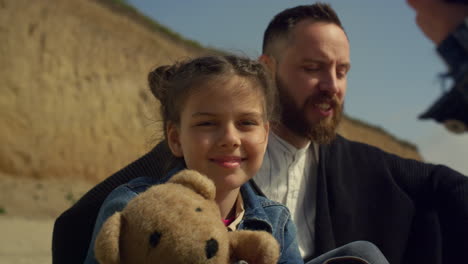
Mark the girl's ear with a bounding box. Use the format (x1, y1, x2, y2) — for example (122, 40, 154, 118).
(263, 121, 270, 145)
(167, 122, 183, 157)
(264, 121, 270, 134)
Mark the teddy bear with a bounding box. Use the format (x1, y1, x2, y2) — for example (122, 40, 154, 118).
(94, 169, 280, 264)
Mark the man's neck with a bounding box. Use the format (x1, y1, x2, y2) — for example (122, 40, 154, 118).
(272, 123, 312, 149)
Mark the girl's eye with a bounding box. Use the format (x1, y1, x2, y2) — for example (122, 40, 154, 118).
(195, 121, 215, 127)
(239, 120, 259, 126)
(303, 68, 318, 72)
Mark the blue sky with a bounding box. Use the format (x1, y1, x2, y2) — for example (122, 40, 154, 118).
(126, 0, 468, 175)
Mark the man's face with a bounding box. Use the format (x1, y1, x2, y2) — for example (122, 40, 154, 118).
(274, 21, 350, 144)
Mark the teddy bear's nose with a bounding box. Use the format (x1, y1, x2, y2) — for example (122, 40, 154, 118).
(205, 238, 218, 259)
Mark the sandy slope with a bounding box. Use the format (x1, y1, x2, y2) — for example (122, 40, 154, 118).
(0, 216, 54, 264)
(0, 175, 93, 263)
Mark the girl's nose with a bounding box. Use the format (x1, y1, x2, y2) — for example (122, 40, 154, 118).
(218, 125, 241, 148)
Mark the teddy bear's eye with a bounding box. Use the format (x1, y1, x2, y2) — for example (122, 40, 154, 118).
(149, 231, 162, 248)
(196, 207, 202, 212)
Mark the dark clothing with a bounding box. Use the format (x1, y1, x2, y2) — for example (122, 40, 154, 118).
(420, 18, 468, 132)
(52, 141, 176, 264)
(312, 136, 468, 264)
(52, 136, 468, 264)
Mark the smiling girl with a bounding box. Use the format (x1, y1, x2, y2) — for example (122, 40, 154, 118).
(83, 55, 303, 263)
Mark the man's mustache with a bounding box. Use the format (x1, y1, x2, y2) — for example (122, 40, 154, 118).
(304, 93, 340, 110)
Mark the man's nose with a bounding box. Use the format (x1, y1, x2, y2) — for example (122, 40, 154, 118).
(319, 70, 339, 95)
(218, 124, 241, 148)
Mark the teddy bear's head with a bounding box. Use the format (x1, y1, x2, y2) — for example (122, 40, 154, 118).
(94, 169, 279, 264)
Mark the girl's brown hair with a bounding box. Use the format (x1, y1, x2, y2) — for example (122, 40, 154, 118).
(148, 55, 278, 139)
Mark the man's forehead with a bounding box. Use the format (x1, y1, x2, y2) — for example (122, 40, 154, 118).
(288, 22, 349, 59)
(291, 21, 348, 45)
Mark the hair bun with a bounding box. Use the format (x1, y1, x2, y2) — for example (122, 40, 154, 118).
(148, 65, 175, 103)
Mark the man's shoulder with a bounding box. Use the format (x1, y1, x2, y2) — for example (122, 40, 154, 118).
(328, 134, 391, 155)
(326, 134, 452, 178)
(111, 141, 172, 175)
(326, 134, 428, 166)
(105, 140, 182, 187)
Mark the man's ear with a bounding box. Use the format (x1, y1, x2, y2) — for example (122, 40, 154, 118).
(258, 54, 277, 78)
(167, 122, 183, 157)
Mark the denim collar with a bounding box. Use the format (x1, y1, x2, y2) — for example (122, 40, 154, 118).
(238, 182, 274, 234)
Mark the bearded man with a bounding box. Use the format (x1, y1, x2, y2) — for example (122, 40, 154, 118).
(253, 3, 468, 264)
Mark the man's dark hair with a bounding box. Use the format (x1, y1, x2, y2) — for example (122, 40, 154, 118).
(444, 0, 468, 4)
(262, 2, 345, 57)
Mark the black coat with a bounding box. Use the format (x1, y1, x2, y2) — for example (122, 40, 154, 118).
(52, 135, 468, 264)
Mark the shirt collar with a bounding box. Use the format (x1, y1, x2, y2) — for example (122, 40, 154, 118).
(269, 131, 311, 156)
(237, 182, 274, 234)
(226, 194, 245, 231)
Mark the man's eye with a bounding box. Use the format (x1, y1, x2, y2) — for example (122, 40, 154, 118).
(336, 65, 349, 79)
(337, 70, 347, 79)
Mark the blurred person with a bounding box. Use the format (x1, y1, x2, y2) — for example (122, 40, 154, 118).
(408, 0, 468, 133)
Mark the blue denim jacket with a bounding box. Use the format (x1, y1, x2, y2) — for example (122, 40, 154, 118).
(84, 169, 303, 264)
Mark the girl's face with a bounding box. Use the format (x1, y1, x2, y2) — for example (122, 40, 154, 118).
(167, 76, 269, 193)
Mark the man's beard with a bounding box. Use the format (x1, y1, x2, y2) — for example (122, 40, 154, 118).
(276, 76, 343, 144)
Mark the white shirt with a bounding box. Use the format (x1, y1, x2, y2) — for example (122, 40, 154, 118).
(254, 132, 318, 259)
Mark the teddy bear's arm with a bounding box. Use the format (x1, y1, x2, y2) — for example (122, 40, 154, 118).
(94, 212, 123, 264)
(229, 230, 280, 264)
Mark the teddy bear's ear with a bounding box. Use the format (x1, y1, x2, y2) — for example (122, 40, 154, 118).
(170, 169, 216, 200)
(94, 212, 123, 264)
(228, 230, 280, 264)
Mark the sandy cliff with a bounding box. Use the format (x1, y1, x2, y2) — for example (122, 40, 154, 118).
(0, 0, 421, 184)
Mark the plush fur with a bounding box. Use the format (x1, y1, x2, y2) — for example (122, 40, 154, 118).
(94, 169, 280, 264)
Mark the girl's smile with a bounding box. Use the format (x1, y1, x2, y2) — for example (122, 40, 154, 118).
(209, 155, 246, 169)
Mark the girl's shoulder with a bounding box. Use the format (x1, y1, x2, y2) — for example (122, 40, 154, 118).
(256, 195, 286, 209)
(241, 182, 290, 214)
(122, 170, 177, 195)
(124, 176, 161, 194)
(102, 176, 164, 208)
(257, 196, 292, 222)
